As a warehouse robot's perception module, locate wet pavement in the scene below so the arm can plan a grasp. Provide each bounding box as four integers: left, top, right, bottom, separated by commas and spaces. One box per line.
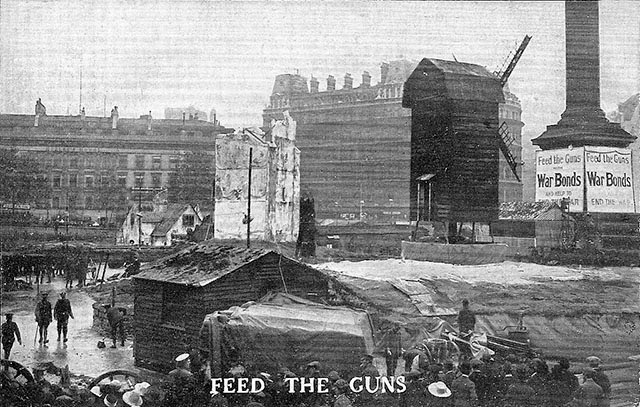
1, 271, 136, 380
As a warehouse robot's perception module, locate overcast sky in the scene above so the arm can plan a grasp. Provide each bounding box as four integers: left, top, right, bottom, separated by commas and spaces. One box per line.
1, 0, 638, 145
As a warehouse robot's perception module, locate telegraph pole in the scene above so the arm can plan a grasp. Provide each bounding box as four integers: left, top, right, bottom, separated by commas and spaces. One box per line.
246, 148, 253, 249
138, 180, 143, 246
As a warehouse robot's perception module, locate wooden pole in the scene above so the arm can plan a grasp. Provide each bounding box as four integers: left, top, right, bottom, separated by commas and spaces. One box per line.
247, 147, 252, 249
100, 253, 109, 286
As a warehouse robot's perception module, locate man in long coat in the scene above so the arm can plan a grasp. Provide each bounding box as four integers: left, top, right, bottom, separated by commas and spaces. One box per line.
54, 291, 74, 342
1, 313, 22, 359
35, 292, 52, 344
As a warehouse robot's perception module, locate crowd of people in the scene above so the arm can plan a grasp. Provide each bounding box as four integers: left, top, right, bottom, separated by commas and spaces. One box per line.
0, 297, 617, 407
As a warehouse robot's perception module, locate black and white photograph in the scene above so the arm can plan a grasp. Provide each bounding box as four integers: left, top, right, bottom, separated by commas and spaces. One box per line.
1, 0, 639, 406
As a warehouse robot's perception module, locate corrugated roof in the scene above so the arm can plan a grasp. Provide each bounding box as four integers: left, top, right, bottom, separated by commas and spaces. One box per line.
498, 201, 561, 221
150, 204, 193, 236
133, 242, 271, 286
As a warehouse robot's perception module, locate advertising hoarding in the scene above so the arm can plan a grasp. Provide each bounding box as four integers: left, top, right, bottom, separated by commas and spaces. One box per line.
535, 147, 584, 211
584, 147, 635, 213
535, 147, 636, 213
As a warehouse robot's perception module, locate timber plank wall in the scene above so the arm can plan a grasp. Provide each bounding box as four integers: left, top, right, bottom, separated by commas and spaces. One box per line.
133, 253, 331, 372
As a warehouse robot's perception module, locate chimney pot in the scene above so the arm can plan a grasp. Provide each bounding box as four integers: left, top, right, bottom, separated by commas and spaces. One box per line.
310, 76, 319, 93
380, 62, 390, 84
361, 71, 371, 88
343, 73, 353, 90
327, 75, 336, 91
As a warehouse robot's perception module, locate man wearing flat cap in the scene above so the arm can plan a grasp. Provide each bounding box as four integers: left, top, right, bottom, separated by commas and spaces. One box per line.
35, 292, 52, 344
1, 313, 22, 359
587, 356, 610, 405
572, 367, 605, 407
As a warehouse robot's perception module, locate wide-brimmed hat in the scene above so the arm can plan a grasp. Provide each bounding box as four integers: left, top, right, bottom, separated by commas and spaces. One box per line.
90, 386, 103, 397
55, 395, 74, 407
104, 394, 119, 407
123, 390, 143, 406
428, 382, 452, 398
104, 380, 123, 394
175, 353, 190, 363
134, 382, 151, 395
306, 361, 321, 369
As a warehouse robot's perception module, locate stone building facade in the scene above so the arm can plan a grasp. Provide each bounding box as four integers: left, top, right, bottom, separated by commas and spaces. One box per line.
0, 109, 232, 222
263, 60, 523, 223
214, 115, 300, 242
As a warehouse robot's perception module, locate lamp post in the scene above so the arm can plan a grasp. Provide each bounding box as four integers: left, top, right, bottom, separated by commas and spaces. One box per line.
359, 200, 364, 221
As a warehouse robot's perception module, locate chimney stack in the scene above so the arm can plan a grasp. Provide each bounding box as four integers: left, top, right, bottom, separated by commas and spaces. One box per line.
182, 112, 186, 125
361, 71, 371, 88
380, 62, 390, 84
310, 76, 319, 93
343, 73, 353, 90
327, 75, 336, 91
147, 111, 152, 131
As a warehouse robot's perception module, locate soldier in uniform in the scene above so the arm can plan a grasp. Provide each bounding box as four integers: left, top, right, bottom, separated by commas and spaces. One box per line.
54, 292, 74, 342
35, 292, 53, 344
1, 313, 22, 359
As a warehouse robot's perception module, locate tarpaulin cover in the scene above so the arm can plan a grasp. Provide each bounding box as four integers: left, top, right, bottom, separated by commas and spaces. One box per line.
200, 293, 375, 378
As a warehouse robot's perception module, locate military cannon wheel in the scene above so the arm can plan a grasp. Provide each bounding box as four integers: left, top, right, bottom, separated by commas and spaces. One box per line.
425, 338, 461, 365
0, 359, 35, 384
88, 369, 141, 390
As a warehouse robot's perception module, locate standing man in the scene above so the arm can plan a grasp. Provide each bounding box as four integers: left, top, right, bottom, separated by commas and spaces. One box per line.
54, 292, 74, 342
457, 299, 476, 335
169, 353, 194, 382
587, 356, 611, 406
451, 361, 478, 407
384, 323, 402, 377
35, 292, 53, 344
1, 313, 22, 359
106, 304, 125, 348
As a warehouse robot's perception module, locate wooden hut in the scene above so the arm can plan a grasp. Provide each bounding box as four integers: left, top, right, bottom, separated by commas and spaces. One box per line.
402, 58, 505, 235
132, 242, 334, 371
492, 201, 568, 254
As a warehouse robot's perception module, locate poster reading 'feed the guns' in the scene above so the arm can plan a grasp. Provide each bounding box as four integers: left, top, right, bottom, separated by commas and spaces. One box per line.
535, 147, 584, 211
536, 146, 636, 213
584, 146, 636, 213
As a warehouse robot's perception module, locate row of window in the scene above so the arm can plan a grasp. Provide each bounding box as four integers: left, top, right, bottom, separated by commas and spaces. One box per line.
50, 172, 165, 188
499, 108, 521, 121
40, 154, 181, 171
50, 194, 127, 210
